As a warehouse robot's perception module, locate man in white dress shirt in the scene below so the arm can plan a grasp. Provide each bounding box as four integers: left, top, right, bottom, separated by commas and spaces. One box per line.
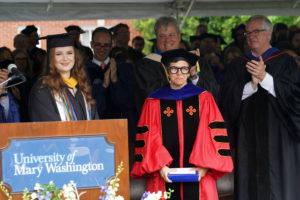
220, 15, 300, 200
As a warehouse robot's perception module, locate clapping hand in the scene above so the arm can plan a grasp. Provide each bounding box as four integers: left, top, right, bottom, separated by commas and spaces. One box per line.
109, 58, 118, 83
246, 56, 266, 88
102, 67, 111, 88
102, 58, 118, 88
189, 49, 200, 77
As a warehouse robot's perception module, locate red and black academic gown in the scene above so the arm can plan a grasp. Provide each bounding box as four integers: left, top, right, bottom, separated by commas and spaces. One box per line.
131, 83, 233, 200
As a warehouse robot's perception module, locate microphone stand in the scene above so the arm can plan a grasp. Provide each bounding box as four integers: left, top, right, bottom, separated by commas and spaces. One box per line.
0, 75, 27, 89
0, 76, 14, 87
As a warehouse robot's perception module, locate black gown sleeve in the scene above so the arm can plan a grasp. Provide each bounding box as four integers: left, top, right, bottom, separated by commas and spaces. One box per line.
133, 58, 169, 115
195, 58, 219, 101
110, 62, 134, 112
92, 104, 99, 120
28, 79, 61, 122
219, 57, 249, 148
272, 55, 300, 141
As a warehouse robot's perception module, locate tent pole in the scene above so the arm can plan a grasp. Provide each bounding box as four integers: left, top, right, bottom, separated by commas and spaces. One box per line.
293, 0, 300, 8
179, 0, 195, 30
46, 0, 53, 12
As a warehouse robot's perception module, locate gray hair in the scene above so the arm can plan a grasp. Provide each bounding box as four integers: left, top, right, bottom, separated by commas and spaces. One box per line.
247, 15, 273, 32
154, 16, 180, 36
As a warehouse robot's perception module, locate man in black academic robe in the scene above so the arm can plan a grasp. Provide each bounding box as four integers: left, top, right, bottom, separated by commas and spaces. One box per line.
86, 27, 136, 143
220, 15, 300, 200
133, 16, 218, 115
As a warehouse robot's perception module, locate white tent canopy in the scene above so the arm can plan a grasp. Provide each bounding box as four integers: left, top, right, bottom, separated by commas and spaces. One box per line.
0, 0, 299, 21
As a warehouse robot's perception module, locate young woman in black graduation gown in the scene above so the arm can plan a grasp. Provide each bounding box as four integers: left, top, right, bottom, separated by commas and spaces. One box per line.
29, 34, 98, 121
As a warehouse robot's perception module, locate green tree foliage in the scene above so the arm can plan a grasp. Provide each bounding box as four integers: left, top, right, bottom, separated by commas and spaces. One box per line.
133, 19, 156, 55
134, 16, 300, 55
268, 16, 300, 26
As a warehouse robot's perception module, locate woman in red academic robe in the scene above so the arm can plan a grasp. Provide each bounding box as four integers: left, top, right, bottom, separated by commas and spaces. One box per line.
131, 49, 233, 200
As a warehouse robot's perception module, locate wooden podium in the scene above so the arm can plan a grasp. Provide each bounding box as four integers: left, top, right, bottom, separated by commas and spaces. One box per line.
0, 119, 129, 200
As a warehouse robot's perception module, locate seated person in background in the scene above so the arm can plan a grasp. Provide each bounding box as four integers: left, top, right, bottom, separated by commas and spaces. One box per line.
21, 25, 45, 76
12, 49, 36, 122
0, 68, 20, 123
191, 33, 225, 88
65, 25, 93, 62
21, 25, 42, 60
225, 24, 246, 53
0, 47, 13, 62
195, 24, 208, 36
290, 29, 300, 55
150, 38, 158, 53
131, 49, 233, 200
271, 22, 289, 48
223, 46, 243, 68
29, 33, 98, 121
199, 34, 224, 74
132, 36, 145, 56
30, 47, 47, 77
13, 33, 30, 50
111, 23, 144, 62
288, 25, 299, 37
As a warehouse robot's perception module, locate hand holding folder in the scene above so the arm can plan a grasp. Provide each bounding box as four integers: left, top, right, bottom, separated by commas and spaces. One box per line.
167, 168, 199, 182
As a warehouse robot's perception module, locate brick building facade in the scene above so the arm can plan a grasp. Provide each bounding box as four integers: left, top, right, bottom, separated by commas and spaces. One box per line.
0, 19, 141, 51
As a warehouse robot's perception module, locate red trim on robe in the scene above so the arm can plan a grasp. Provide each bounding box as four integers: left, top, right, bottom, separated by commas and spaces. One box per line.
240, 52, 287, 63
176, 100, 184, 200
131, 92, 233, 200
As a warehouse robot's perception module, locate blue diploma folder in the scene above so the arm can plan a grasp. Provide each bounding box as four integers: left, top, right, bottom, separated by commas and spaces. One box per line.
167, 168, 199, 182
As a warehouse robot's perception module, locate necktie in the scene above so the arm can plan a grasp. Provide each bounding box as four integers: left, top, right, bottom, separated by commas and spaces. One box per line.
101, 62, 106, 69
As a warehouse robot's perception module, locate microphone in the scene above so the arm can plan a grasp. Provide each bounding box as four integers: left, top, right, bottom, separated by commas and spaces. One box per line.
0, 63, 26, 88
7, 64, 24, 78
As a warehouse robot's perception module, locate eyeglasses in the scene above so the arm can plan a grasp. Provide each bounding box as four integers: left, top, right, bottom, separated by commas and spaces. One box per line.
168, 66, 190, 74
158, 33, 178, 39
92, 41, 112, 48
244, 29, 266, 37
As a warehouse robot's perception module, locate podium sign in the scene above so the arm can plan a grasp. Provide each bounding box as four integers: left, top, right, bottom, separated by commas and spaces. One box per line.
0, 120, 129, 200
2, 136, 114, 192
